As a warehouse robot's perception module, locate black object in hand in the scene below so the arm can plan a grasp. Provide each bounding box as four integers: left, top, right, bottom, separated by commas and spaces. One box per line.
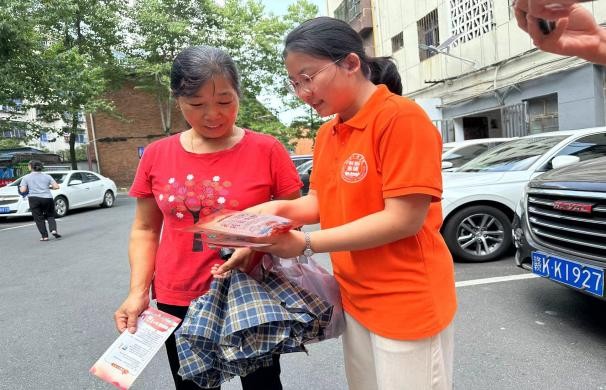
538, 19, 556, 34
219, 247, 235, 260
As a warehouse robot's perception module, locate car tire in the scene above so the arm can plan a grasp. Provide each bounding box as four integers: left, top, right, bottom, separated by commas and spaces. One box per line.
101, 190, 115, 208
443, 205, 512, 262
54, 196, 68, 218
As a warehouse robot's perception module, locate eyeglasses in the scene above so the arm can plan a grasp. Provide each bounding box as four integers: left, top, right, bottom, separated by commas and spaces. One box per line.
285, 58, 342, 95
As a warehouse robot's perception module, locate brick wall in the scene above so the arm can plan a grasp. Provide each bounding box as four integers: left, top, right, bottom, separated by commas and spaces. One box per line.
87, 81, 189, 188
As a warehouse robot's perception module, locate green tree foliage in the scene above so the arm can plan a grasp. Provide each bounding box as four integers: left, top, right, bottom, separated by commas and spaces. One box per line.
0, 137, 23, 150
0, 0, 125, 169
1, 0, 319, 159
124, 0, 318, 139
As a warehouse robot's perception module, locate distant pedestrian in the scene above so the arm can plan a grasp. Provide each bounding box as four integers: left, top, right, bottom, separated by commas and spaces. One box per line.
19, 160, 61, 241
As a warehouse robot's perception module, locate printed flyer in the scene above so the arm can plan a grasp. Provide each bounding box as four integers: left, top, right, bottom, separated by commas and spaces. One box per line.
182, 209, 298, 247
90, 307, 181, 390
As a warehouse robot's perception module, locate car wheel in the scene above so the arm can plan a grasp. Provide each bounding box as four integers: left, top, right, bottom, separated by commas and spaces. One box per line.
443, 205, 512, 262
101, 190, 115, 208
54, 196, 68, 218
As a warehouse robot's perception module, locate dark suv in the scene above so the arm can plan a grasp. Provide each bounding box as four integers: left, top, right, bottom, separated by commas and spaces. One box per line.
513, 156, 606, 300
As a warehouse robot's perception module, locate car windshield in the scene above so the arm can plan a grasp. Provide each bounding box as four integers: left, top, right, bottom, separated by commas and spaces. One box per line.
442, 146, 455, 154
296, 160, 313, 174
49, 173, 67, 183
457, 135, 568, 172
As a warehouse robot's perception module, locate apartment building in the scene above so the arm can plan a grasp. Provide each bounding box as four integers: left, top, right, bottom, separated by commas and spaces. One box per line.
0, 100, 88, 154
327, 0, 606, 142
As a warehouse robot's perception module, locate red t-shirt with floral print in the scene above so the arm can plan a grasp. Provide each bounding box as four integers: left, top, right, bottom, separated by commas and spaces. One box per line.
129, 129, 302, 306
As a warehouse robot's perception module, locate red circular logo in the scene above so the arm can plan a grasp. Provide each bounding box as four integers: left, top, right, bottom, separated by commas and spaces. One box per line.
341, 153, 368, 183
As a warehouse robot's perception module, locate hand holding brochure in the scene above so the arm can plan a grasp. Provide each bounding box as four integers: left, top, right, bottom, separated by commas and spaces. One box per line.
182, 209, 297, 248
90, 307, 181, 390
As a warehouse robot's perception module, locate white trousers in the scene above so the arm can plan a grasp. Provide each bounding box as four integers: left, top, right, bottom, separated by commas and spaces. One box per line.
342, 313, 454, 390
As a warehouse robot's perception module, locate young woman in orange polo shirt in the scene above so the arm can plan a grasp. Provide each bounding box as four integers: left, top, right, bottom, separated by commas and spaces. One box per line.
213, 17, 457, 390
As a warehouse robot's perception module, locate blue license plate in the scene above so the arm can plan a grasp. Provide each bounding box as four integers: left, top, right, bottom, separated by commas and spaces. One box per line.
532, 252, 604, 297
0, 207, 10, 214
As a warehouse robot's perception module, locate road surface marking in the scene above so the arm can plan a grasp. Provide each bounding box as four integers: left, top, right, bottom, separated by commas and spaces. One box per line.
456, 273, 539, 287
0, 223, 36, 231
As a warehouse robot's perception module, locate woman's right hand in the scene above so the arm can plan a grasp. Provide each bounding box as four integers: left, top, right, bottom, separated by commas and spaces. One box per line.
114, 292, 150, 334
211, 247, 255, 277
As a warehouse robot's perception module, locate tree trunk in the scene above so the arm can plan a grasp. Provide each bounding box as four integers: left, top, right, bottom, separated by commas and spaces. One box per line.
69, 112, 78, 169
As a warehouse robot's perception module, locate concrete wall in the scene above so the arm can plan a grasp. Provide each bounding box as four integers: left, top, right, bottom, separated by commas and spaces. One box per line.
443, 64, 606, 131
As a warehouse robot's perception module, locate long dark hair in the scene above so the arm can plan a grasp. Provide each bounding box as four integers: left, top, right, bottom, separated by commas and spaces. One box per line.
170, 45, 241, 98
283, 17, 402, 95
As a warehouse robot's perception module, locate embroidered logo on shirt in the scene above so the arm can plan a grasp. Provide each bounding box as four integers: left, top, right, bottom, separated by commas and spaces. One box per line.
341, 153, 368, 183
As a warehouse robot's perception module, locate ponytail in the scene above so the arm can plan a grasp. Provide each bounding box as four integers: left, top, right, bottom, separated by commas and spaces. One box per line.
368, 57, 402, 96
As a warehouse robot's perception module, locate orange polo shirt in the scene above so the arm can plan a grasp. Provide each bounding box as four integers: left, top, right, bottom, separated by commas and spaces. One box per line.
311, 85, 456, 340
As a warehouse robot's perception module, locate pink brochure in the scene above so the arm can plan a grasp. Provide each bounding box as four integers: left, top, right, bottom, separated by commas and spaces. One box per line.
90, 307, 181, 389
181, 209, 297, 247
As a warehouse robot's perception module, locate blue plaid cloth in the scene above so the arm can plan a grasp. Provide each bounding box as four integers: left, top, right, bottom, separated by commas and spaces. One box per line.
176, 269, 333, 388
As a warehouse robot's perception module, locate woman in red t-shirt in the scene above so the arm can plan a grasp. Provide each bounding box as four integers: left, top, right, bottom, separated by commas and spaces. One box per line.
113, 46, 301, 390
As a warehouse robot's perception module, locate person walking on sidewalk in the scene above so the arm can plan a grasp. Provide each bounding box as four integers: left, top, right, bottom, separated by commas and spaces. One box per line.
19, 160, 61, 241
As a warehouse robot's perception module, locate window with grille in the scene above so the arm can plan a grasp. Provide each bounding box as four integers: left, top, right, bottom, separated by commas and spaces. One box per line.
0, 99, 23, 113
391, 32, 404, 53
417, 9, 440, 61
333, 0, 362, 22
2, 129, 27, 138
526, 94, 559, 134
449, 0, 495, 46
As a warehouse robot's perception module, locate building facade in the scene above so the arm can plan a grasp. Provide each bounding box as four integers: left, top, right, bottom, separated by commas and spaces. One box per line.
86, 81, 190, 187
0, 100, 89, 154
328, 0, 606, 141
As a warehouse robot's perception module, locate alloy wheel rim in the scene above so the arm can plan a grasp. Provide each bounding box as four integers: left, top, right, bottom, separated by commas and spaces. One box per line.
56, 199, 66, 215
456, 212, 505, 257
105, 192, 113, 206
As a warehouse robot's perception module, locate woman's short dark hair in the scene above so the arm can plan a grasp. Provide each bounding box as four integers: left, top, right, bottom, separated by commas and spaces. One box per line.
171, 45, 241, 98
29, 160, 44, 172
283, 17, 402, 95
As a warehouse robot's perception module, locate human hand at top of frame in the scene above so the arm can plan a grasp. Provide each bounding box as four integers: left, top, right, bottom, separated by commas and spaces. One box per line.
516, 0, 584, 20
514, 0, 606, 63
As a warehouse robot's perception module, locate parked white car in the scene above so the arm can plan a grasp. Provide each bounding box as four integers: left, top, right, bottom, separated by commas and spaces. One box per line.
0, 170, 117, 218
442, 138, 513, 170
441, 127, 606, 262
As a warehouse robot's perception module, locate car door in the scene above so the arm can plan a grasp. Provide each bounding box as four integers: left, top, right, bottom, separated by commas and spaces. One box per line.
65, 172, 89, 208
82, 172, 104, 205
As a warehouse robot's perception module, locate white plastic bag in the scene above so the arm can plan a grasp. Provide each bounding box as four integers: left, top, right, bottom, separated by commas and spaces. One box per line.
252, 254, 345, 341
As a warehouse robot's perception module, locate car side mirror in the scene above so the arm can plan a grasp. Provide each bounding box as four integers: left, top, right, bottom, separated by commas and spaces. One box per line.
69, 179, 83, 186
441, 161, 454, 169
551, 155, 580, 170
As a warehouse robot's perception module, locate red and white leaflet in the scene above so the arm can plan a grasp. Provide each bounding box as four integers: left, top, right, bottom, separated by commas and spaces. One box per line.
90, 307, 181, 390
181, 210, 298, 247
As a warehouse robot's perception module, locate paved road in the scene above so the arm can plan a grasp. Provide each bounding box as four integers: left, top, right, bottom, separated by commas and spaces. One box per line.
1, 196, 605, 389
